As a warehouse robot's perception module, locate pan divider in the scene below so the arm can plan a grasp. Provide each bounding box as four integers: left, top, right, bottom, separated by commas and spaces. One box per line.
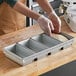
19, 38, 48, 53
11, 43, 35, 58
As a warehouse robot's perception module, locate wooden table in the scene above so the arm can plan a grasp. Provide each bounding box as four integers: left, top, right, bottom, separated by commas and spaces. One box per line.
0, 17, 76, 76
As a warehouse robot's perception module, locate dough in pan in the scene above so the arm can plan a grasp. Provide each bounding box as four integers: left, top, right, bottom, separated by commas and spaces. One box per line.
52, 34, 68, 42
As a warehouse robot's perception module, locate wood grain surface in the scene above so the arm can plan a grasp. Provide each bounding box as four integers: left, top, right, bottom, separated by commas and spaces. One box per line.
0, 17, 76, 76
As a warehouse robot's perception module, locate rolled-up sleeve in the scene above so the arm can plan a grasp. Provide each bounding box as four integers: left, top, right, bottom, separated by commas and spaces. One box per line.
5, 0, 18, 7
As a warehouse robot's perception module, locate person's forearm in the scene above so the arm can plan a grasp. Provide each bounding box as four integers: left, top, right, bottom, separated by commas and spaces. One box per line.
13, 1, 40, 20
36, 0, 53, 15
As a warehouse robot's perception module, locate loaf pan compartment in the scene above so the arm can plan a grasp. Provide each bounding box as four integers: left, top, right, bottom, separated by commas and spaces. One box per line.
32, 34, 62, 47
19, 39, 48, 53
4, 43, 35, 58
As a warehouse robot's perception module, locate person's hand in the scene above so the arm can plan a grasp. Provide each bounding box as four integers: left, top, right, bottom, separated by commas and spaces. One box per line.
37, 15, 54, 36
48, 11, 61, 33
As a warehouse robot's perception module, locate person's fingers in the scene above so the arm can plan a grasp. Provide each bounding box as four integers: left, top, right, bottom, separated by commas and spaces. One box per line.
58, 17, 61, 32
44, 30, 49, 36
48, 12, 62, 33
43, 23, 52, 36
58, 24, 61, 33
37, 15, 55, 36
44, 28, 52, 36
47, 23, 52, 36
52, 20, 61, 33
49, 22, 54, 31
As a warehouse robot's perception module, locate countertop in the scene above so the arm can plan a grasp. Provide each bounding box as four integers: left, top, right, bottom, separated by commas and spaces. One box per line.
0, 17, 76, 76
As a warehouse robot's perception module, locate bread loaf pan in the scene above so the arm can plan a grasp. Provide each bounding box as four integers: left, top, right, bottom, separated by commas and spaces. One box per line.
3, 33, 74, 65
